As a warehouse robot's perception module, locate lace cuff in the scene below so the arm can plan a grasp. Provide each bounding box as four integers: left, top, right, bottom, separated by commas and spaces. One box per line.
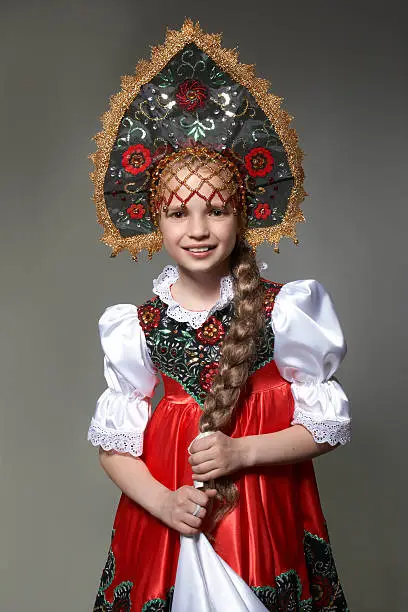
290, 378, 351, 446
87, 388, 151, 457
291, 409, 351, 446
87, 420, 144, 456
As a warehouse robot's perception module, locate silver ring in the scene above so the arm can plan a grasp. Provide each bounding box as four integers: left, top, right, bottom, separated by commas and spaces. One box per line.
192, 503, 202, 517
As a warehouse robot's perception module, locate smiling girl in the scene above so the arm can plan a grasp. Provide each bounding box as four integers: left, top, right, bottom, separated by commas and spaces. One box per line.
87, 21, 351, 612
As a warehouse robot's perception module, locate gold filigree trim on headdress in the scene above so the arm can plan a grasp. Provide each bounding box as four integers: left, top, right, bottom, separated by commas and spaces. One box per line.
90, 18, 306, 260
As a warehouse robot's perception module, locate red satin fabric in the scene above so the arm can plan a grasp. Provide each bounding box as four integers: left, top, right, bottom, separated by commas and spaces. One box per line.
102, 361, 330, 609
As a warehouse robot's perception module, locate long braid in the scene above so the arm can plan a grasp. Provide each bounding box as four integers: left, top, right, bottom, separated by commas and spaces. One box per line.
153, 149, 266, 524
199, 237, 266, 523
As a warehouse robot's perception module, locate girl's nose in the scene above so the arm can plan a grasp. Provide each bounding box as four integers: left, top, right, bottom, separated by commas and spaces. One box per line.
187, 212, 210, 238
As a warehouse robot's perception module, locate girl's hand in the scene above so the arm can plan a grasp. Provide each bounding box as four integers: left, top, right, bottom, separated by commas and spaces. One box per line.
159, 485, 217, 536
188, 432, 246, 482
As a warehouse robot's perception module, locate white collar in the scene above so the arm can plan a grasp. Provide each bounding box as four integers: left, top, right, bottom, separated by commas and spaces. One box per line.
152, 261, 267, 329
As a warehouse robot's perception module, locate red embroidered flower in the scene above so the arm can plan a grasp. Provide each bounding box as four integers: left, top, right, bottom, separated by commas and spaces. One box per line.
199, 361, 219, 392
176, 79, 208, 111
126, 203, 145, 219
122, 144, 152, 175
311, 575, 336, 608
196, 317, 225, 345
138, 304, 161, 331
254, 203, 272, 219
263, 286, 281, 315
245, 147, 274, 177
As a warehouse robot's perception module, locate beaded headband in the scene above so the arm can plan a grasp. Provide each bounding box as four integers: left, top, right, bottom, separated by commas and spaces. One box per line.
90, 19, 306, 260
149, 147, 247, 227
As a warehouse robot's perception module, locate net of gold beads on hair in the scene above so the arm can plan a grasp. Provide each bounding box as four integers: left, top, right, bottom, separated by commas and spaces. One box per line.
149, 147, 247, 226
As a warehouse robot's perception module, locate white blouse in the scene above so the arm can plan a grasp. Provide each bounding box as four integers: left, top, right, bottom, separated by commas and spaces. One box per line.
87, 264, 351, 456
87, 304, 159, 456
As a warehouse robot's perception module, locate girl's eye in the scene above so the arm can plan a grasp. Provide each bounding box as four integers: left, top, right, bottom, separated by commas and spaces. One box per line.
168, 209, 226, 218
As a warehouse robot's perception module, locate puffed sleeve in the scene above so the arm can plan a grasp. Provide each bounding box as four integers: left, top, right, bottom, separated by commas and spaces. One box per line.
87, 304, 160, 457
271, 280, 351, 446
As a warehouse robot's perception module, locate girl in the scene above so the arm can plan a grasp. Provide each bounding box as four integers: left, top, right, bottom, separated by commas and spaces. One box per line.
88, 20, 351, 611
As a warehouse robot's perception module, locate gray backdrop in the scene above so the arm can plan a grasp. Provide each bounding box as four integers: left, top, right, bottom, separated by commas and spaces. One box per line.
1, 0, 407, 610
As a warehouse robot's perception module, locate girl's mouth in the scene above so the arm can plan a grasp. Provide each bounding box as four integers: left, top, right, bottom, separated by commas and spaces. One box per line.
183, 245, 216, 257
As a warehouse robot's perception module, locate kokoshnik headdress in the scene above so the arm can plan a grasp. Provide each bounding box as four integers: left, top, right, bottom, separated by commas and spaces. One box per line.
90, 19, 306, 260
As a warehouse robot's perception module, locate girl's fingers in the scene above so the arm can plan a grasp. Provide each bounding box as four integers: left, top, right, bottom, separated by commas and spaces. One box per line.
179, 522, 200, 536
189, 434, 216, 454
189, 449, 215, 466
182, 512, 202, 529
205, 488, 217, 498
192, 469, 221, 482
187, 488, 212, 507
191, 459, 217, 475
188, 501, 206, 519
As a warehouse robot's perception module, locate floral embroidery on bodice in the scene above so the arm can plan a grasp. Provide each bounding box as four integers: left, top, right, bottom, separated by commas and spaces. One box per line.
137, 272, 282, 407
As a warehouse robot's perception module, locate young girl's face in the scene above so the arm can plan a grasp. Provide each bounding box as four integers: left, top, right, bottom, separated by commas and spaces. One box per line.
158, 165, 242, 273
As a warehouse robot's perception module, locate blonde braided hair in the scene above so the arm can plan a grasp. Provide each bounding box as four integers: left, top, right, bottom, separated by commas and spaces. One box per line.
199, 237, 266, 525
154, 150, 266, 525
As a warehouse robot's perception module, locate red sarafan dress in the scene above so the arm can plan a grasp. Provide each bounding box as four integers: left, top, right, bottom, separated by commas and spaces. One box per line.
87, 264, 351, 612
